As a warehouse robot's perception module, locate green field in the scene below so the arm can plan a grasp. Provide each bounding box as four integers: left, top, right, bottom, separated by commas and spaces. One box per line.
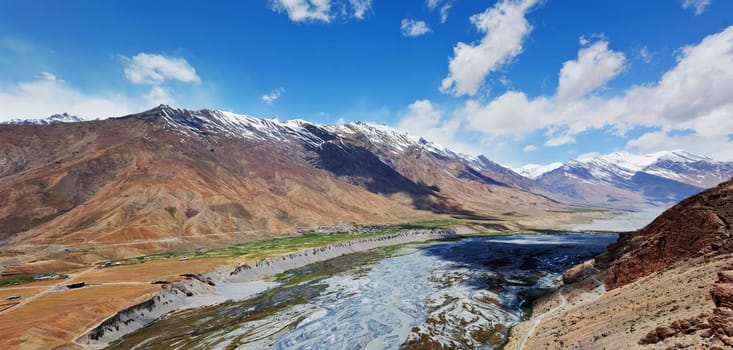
107, 219, 471, 266
0, 274, 35, 287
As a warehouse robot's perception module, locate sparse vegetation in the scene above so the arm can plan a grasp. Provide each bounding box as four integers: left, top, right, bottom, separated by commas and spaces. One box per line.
106, 219, 498, 266
0, 275, 35, 287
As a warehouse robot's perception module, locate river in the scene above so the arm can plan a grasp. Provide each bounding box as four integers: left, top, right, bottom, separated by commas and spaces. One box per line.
108, 233, 617, 350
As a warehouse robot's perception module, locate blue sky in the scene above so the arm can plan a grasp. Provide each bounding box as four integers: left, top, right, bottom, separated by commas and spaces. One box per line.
1, 0, 732, 166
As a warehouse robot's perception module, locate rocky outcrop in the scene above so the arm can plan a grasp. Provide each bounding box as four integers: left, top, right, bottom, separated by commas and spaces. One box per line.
637, 265, 733, 348
638, 316, 710, 345
79, 276, 215, 346
709, 268, 733, 347
601, 179, 733, 290
562, 259, 596, 284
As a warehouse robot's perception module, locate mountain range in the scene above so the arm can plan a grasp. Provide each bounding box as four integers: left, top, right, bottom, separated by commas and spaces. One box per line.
0, 105, 560, 270
519, 150, 733, 209
1, 105, 732, 269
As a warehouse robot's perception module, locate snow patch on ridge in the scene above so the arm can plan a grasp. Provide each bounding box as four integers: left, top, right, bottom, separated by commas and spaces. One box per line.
515, 163, 563, 179
3, 113, 85, 125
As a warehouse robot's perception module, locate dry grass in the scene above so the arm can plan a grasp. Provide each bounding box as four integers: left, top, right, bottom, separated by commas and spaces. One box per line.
0, 284, 160, 350
80, 257, 232, 284
0, 286, 48, 302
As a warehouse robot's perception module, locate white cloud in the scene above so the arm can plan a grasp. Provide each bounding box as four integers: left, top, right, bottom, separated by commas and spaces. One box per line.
270, 0, 371, 22
638, 46, 652, 63
349, 0, 371, 19
458, 25, 733, 159
556, 39, 626, 100
463, 91, 556, 140
122, 53, 200, 85
522, 144, 538, 152
120, 53, 200, 109
396, 100, 474, 154
626, 130, 733, 161
262, 88, 286, 104
439, 4, 452, 23
544, 134, 575, 146
271, 0, 332, 22
426, 0, 442, 10
401, 19, 432, 37
426, 0, 452, 23
0, 74, 137, 121
440, 0, 539, 96
682, 0, 711, 15
145, 85, 175, 106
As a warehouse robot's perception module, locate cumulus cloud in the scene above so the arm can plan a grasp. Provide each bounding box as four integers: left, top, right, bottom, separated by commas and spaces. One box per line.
463, 91, 548, 138
440, 0, 538, 96
522, 144, 538, 152
349, 0, 371, 19
262, 88, 286, 104
0, 73, 137, 121
271, 0, 371, 22
682, 0, 711, 15
401, 19, 431, 37
396, 100, 474, 154
145, 85, 175, 106
271, 0, 331, 22
0, 51, 208, 121
459, 25, 733, 159
556, 39, 626, 100
122, 53, 200, 85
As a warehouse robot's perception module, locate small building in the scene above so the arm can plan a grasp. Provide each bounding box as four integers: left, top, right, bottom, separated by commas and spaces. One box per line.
33, 273, 58, 280
66, 282, 85, 289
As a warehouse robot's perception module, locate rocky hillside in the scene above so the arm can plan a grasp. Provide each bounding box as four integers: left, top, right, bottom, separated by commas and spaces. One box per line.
602, 178, 733, 289
504, 178, 733, 350
0, 105, 565, 270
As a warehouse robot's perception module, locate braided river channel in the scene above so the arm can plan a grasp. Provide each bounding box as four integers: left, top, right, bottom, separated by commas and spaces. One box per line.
108, 233, 617, 350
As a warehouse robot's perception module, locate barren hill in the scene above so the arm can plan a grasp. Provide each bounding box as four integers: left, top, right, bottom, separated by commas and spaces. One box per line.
0, 105, 568, 271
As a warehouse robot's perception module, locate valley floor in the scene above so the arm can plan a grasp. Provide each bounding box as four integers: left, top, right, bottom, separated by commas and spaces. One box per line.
0, 222, 488, 349
0, 212, 606, 350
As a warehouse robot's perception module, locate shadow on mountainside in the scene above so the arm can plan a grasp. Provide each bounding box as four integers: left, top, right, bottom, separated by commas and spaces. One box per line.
306, 141, 481, 217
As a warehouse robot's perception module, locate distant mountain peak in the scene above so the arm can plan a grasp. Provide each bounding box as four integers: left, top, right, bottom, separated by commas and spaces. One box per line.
3, 112, 84, 125
514, 162, 563, 179
530, 149, 733, 207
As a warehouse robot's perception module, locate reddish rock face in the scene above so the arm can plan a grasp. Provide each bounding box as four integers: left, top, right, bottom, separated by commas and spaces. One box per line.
602, 179, 733, 290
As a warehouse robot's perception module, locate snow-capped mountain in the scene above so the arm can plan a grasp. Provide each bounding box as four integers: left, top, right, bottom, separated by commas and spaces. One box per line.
515, 162, 563, 179
1, 104, 563, 252
144, 105, 538, 187
531, 150, 733, 208
3, 113, 84, 125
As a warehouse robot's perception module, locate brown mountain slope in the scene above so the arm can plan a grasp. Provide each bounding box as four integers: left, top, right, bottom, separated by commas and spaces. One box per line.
602, 178, 733, 289
504, 178, 733, 350
0, 106, 570, 270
